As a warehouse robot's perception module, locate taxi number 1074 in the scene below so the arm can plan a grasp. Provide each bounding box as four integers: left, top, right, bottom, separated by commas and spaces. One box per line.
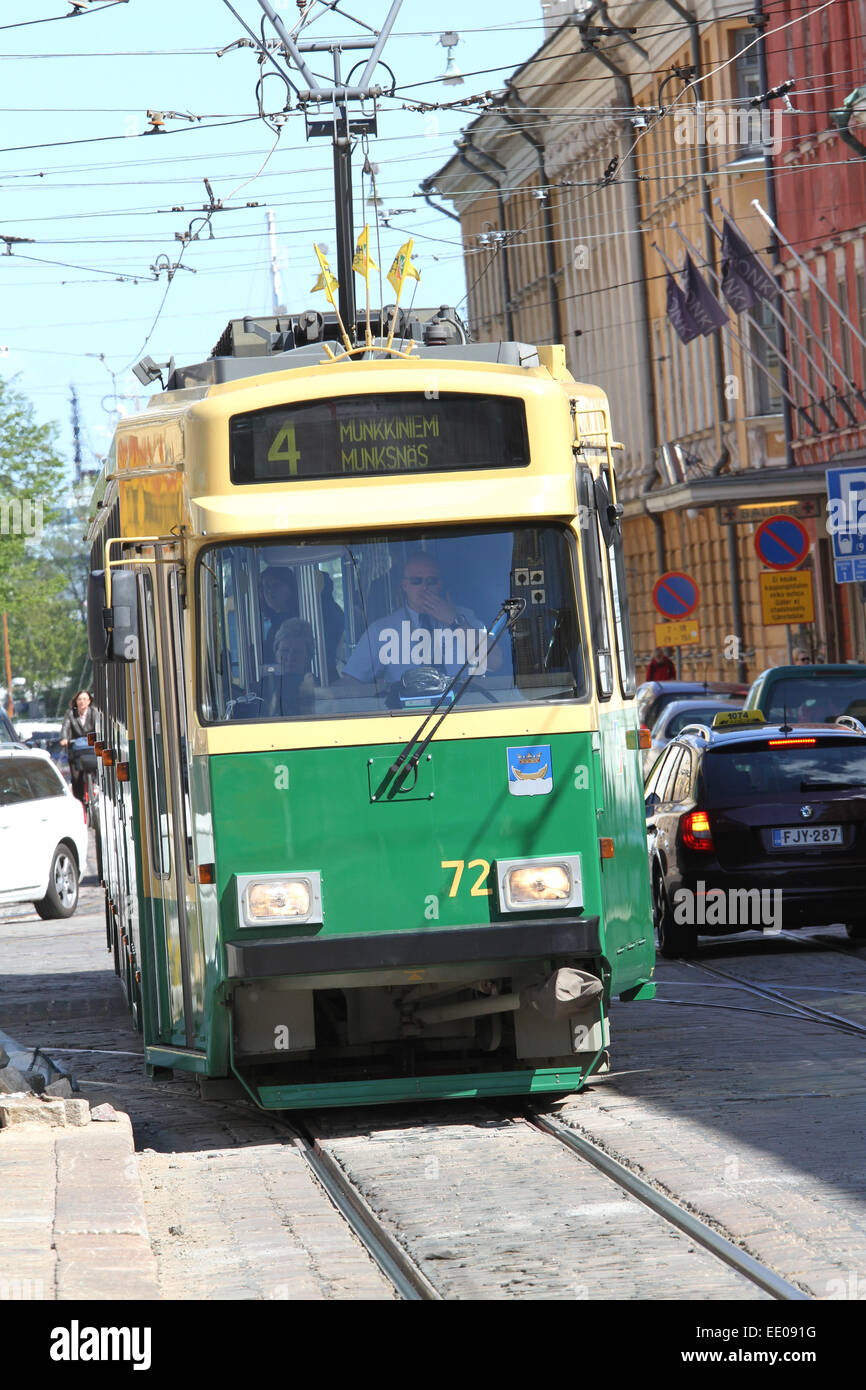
442, 859, 492, 897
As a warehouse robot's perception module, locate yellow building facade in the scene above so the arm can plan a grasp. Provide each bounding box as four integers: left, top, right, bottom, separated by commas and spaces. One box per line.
429, 1, 861, 680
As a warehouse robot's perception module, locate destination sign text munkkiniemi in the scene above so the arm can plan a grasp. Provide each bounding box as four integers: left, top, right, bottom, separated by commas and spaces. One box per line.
229, 393, 530, 484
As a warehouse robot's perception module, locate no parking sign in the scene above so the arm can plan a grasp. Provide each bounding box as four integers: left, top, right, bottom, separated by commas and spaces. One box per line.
652, 571, 700, 619
754, 515, 810, 571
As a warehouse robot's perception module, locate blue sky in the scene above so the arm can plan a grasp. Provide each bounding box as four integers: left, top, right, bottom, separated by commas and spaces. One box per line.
0, 0, 547, 474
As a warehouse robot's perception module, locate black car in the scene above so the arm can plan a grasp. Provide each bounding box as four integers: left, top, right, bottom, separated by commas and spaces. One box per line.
645, 711, 866, 956
636, 680, 750, 735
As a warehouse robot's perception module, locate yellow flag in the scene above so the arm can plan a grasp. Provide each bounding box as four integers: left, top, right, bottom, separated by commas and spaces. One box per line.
311, 244, 339, 306
352, 224, 377, 280
387, 239, 420, 296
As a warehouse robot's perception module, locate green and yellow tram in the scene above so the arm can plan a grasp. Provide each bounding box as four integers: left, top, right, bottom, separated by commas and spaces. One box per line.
87, 313, 654, 1109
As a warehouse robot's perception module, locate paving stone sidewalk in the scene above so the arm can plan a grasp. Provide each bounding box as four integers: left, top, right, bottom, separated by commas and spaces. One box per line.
0, 1110, 159, 1300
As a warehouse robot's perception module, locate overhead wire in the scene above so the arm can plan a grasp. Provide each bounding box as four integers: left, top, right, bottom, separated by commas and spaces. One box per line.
0, 2, 127, 33
2, 1, 857, 395
452, 0, 843, 313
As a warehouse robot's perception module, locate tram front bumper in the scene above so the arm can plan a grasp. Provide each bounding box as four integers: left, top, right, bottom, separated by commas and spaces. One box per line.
224, 915, 601, 980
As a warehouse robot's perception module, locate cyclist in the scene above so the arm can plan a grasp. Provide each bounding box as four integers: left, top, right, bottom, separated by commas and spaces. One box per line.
60, 689, 96, 804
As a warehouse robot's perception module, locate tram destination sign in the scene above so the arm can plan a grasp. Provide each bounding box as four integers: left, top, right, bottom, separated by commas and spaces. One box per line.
230, 392, 530, 484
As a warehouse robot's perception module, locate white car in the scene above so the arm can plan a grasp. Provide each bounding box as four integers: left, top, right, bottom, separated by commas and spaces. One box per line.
0, 747, 89, 918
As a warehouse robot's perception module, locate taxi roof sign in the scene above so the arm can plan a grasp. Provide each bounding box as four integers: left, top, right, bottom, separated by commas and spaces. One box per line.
712, 710, 765, 729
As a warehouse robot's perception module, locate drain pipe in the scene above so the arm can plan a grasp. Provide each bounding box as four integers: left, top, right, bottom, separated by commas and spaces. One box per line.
658, 0, 731, 473
502, 80, 562, 345
642, 456, 666, 581
454, 139, 515, 340
658, 0, 746, 678
574, 15, 659, 485
418, 174, 462, 223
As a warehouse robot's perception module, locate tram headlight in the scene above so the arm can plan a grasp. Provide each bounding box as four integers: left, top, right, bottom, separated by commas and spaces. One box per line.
236, 871, 323, 928
495, 855, 583, 913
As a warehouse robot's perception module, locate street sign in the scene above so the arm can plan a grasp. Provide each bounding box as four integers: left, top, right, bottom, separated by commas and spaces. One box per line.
754, 515, 810, 570
826, 464, 866, 583
652, 571, 700, 619
719, 499, 819, 524
759, 570, 815, 625
655, 620, 700, 646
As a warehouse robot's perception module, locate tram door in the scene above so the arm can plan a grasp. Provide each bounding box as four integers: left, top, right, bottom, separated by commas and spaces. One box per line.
164, 566, 206, 1044
136, 564, 204, 1051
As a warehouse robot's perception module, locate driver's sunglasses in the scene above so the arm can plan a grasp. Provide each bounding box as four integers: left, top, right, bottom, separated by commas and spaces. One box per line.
406, 576, 441, 587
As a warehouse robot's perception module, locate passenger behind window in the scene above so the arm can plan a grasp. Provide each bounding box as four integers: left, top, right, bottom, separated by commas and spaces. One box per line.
261, 567, 299, 662
263, 618, 315, 717
317, 570, 347, 680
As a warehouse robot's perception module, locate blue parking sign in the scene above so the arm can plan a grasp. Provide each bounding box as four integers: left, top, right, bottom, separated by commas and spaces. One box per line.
826, 465, 866, 583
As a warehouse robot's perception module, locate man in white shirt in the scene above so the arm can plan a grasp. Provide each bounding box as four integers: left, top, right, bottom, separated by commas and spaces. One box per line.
342, 552, 499, 686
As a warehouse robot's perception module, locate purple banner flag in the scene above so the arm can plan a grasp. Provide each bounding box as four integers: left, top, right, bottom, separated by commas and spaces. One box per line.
666, 271, 701, 344
721, 217, 778, 307
684, 255, 729, 336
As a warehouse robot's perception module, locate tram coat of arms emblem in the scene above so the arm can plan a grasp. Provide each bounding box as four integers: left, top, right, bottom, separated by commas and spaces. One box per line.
506, 745, 553, 797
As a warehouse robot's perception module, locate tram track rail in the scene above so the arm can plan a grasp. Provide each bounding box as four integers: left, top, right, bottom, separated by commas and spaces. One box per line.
680, 957, 866, 1039
273, 1115, 441, 1301
525, 1108, 810, 1301
274, 1101, 813, 1301
780, 929, 866, 962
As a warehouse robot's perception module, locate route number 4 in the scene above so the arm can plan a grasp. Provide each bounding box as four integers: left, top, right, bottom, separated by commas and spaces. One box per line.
267, 424, 301, 475
442, 858, 492, 897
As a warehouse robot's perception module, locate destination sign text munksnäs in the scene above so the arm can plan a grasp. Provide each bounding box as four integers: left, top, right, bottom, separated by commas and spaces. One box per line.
229, 393, 530, 484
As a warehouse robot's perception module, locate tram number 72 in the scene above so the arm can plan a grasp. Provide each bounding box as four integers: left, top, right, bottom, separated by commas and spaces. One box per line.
442, 859, 492, 898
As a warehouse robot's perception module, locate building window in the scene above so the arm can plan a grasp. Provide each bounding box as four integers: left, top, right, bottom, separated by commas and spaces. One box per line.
750, 300, 783, 414
733, 29, 764, 155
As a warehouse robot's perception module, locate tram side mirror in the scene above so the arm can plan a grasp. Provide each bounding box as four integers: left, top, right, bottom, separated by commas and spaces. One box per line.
594, 476, 623, 545
87, 569, 139, 664
87, 571, 110, 662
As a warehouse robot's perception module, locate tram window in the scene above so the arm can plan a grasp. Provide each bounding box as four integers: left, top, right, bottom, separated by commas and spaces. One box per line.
577, 468, 614, 699
140, 573, 172, 877
597, 469, 636, 699
197, 526, 587, 723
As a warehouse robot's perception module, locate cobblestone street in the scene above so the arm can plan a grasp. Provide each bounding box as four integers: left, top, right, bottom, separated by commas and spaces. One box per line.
2, 872, 864, 1302
0, 877, 391, 1302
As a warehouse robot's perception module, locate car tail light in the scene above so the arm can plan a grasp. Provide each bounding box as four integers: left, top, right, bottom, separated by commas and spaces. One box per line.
682, 809, 714, 852
768, 737, 816, 747
80, 800, 87, 825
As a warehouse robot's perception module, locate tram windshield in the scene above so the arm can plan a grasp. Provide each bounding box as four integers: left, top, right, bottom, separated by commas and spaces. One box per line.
199, 525, 586, 722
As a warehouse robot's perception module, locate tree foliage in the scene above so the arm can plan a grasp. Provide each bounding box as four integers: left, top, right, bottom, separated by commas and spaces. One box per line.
0, 377, 89, 708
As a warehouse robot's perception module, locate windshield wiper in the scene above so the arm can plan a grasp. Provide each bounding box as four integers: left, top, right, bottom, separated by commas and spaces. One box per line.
374, 598, 525, 801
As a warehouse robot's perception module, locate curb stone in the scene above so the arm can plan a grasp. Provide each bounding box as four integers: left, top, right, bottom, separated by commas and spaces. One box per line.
0, 1109, 160, 1299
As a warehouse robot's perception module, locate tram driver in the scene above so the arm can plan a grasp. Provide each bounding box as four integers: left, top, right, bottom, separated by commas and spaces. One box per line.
341, 551, 501, 689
